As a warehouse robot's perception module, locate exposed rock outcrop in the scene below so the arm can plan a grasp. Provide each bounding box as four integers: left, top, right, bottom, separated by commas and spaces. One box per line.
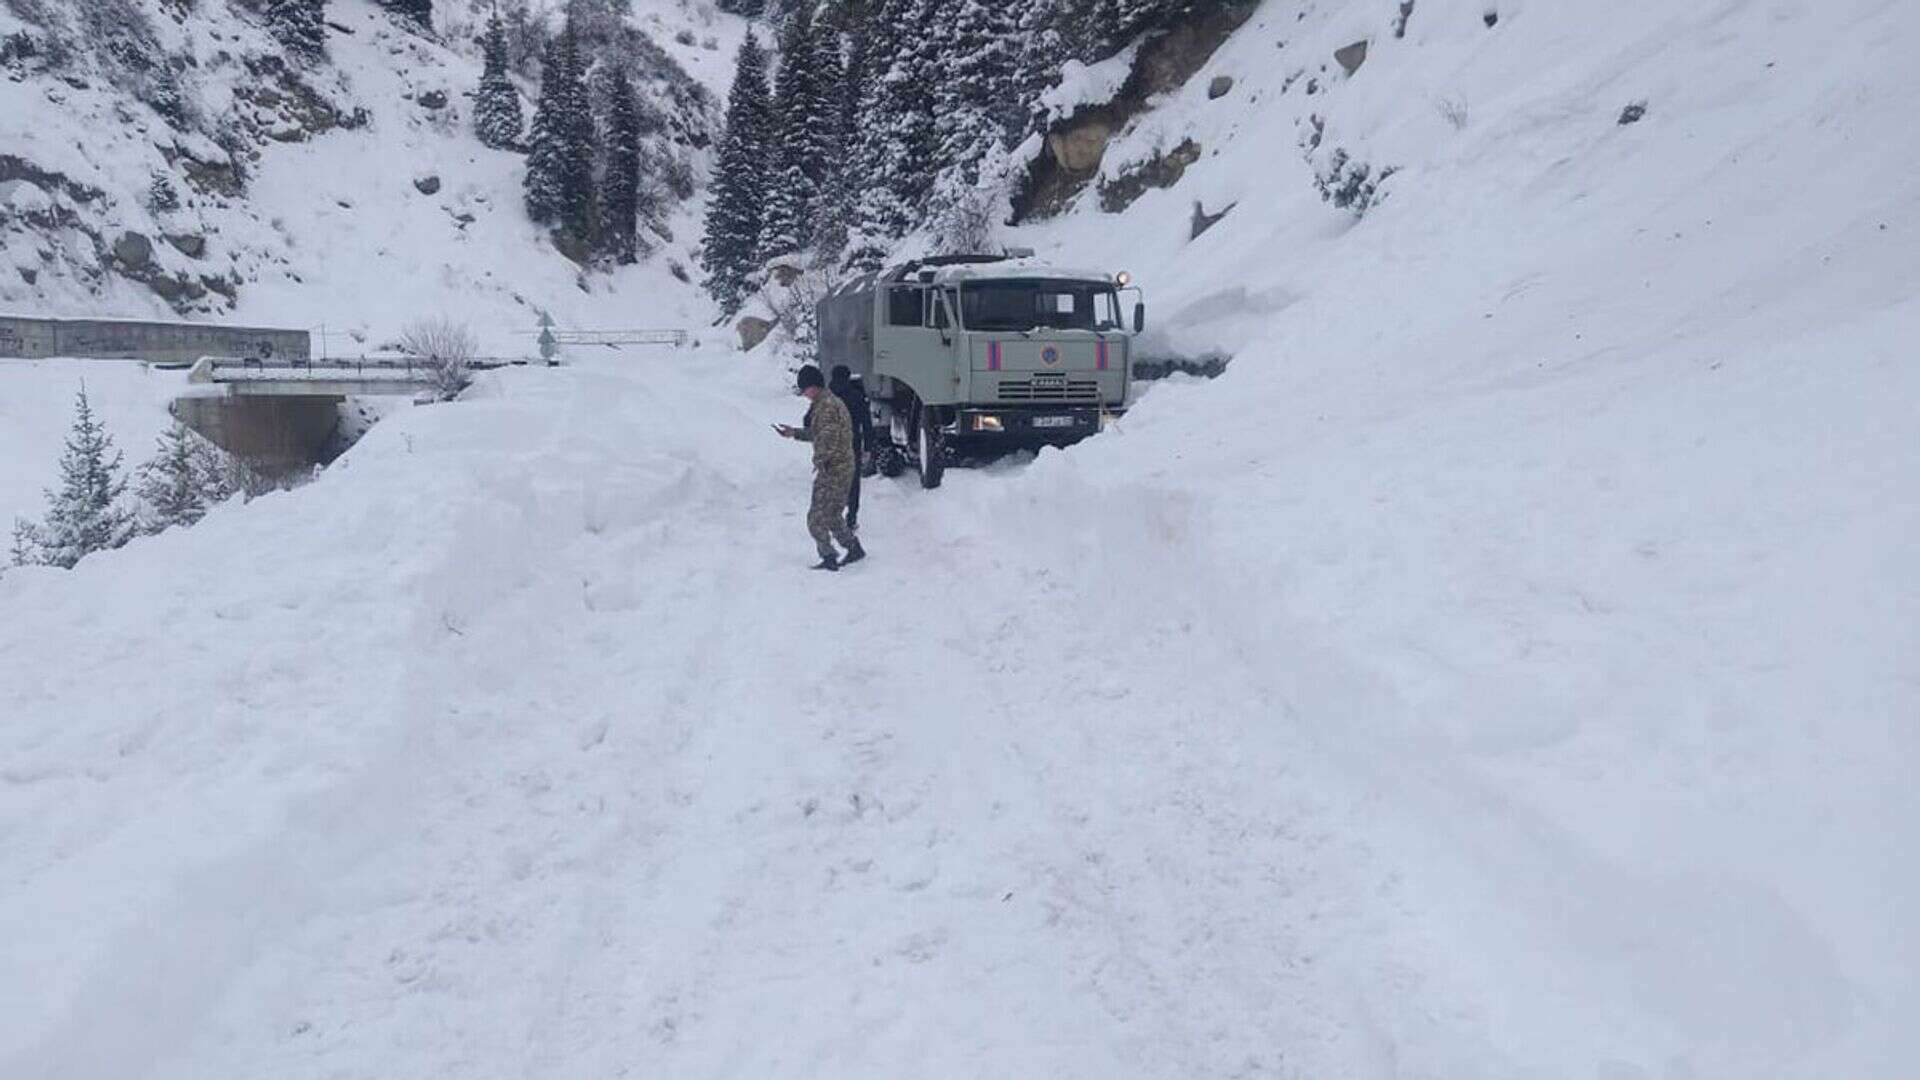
1100, 140, 1204, 213
1016, 0, 1260, 221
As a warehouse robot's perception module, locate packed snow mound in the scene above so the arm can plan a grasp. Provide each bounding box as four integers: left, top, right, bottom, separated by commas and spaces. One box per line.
3, 2, 1918, 1079
0, 0, 739, 347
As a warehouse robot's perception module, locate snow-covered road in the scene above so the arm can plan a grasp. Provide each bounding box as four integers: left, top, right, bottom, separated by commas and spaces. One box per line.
0, 356, 1430, 1078
6, 321, 1913, 1078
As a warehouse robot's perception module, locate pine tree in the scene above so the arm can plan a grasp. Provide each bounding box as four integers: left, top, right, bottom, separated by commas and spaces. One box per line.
378, 0, 432, 30
30, 386, 134, 570
473, 9, 525, 150
700, 31, 774, 310
266, 0, 327, 60
136, 422, 210, 535
524, 37, 569, 224
759, 3, 835, 258
555, 19, 598, 247
848, 0, 942, 265
524, 17, 595, 247
9, 518, 42, 568
927, 0, 1022, 238
806, 21, 852, 257
194, 439, 248, 505
599, 67, 641, 263
147, 171, 180, 213
1015, 0, 1070, 118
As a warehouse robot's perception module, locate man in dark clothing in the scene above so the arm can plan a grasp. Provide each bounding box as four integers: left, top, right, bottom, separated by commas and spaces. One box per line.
775, 365, 866, 571
829, 365, 873, 530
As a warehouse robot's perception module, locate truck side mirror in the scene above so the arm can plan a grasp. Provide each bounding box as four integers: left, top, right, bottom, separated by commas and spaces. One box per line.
1133, 302, 1146, 334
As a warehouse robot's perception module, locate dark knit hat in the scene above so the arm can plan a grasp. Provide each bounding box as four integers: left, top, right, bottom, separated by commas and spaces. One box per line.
796, 364, 824, 390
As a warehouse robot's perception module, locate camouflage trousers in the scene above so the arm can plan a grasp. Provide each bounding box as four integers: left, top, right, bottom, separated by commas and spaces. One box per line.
807, 463, 857, 557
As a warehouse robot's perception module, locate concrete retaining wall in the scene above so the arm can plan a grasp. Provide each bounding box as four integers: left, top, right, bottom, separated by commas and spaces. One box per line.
0, 315, 310, 364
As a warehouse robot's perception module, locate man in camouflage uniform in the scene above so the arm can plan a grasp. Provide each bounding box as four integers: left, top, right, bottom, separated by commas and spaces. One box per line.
776, 365, 867, 571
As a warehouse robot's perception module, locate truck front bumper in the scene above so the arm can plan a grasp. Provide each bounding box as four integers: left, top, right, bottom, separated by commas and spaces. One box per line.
948, 406, 1123, 450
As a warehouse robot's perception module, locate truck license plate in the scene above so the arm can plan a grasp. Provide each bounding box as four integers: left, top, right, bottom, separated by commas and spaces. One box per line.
1032, 415, 1075, 429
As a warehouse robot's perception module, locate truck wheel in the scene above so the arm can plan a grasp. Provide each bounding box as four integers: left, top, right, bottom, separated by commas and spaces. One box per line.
877, 446, 906, 478
917, 410, 945, 489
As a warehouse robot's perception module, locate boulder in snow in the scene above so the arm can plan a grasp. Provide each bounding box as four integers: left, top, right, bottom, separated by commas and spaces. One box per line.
1208, 75, 1235, 100
113, 231, 153, 270
414, 174, 442, 196
1336, 40, 1369, 76
165, 232, 207, 259
736, 317, 774, 352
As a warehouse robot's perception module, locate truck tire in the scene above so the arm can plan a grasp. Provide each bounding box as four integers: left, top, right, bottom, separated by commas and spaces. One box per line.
917, 409, 945, 489
877, 445, 906, 478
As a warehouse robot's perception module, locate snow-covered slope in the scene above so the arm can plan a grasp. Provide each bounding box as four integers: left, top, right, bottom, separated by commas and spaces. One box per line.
4, 1, 1917, 1078
0, 0, 740, 348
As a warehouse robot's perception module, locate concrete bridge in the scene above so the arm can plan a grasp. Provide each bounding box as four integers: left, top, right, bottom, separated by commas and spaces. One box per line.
174, 356, 441, 478
186, 355, 442, 396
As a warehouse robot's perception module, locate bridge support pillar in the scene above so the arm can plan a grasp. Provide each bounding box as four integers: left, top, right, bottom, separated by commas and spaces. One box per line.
173, 393, 344, 479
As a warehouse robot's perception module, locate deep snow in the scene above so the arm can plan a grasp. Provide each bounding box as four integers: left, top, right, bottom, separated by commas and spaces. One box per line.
4, 0, 1918, 1078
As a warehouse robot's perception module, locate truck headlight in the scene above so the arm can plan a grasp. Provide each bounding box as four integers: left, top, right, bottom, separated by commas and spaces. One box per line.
971, 415, 1004, 432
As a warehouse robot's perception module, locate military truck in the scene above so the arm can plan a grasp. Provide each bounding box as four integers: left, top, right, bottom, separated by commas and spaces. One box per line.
816, 253, 1145, 488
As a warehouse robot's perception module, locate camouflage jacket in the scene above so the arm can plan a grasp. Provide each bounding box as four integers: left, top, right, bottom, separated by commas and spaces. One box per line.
795, 392, 854, 472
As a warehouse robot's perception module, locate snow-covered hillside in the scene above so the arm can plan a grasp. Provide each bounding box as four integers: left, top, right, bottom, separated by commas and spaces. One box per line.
4, 1, 1917, 1078
0, 0, 739, 346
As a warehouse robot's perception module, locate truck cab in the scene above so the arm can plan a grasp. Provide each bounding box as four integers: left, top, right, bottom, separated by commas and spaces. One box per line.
818, 254, 1144, 488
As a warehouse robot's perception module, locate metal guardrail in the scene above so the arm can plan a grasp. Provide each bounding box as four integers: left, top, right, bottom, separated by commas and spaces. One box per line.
522, 329, 689, 347
190, 355, 537, 382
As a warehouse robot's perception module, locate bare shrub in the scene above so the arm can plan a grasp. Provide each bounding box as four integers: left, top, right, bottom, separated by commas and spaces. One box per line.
398, 316, 477, 401
931, 186, 999, 256
1434, 94, 1470, 130
768, 265, 836, 353
1311, 148, 1399, 217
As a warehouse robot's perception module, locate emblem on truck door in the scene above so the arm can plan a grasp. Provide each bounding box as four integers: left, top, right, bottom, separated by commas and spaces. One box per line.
1042, 346, 1061, 365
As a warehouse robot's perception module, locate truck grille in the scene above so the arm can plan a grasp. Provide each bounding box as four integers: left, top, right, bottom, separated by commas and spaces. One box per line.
997, 377, 1101, 402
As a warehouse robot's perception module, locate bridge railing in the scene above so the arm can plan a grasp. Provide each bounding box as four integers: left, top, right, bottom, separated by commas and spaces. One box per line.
519, 329, 690, 348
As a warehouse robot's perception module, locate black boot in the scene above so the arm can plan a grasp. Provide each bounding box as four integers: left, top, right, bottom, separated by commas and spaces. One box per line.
811, 552, 841, 571
841, 538, 866, 565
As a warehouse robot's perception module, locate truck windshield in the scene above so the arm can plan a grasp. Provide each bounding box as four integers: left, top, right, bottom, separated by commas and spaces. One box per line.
959, 281, 1123, 333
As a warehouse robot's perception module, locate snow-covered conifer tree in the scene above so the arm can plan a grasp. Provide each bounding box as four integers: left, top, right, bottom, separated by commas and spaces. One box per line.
599, 67, 642, 263
1015, 0, 1070, 114
926, 0, 1022, 241
28, 386, 134, 569
147, 171, 181, 214
136, 422, 210, 535
378, 0, 433, 30
847, 0, 940, 266
265, 0, 327, 60
524, 18, 594, 245
759, 3, 836, 258
700, 31, 774, 309
556, 22, 598, 247
524, 37, 570, 224
9, 519, 42, 569
805, 20, 851, 257
473, 9, 525, 150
